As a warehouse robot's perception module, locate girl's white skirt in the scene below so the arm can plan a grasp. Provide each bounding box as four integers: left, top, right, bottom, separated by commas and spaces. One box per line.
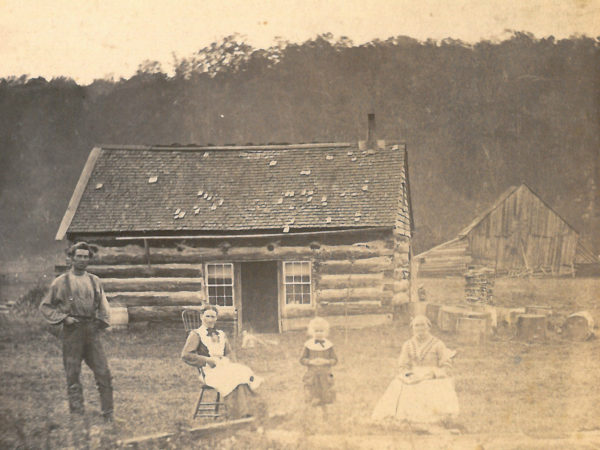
203, 357, 262, 396
372, 374, 459, 424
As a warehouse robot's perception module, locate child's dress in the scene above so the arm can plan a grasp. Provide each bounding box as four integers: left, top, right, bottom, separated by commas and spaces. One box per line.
300, 338, 338, 405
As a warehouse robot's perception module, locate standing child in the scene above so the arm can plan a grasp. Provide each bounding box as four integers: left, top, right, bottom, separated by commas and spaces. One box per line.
300, 317, 338, 420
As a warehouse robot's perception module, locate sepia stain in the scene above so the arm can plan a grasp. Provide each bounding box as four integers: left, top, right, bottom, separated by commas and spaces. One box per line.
573, 0, 589, 9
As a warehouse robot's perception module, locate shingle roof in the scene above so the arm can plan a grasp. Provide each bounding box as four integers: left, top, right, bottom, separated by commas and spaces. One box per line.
61, 142, 410, 236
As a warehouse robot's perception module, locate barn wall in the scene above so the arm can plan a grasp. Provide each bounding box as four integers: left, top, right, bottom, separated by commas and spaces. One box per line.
415, 238, 471, 278
73, 228, 410, 328
468, 186, 579, 275
574, 240, 600, 276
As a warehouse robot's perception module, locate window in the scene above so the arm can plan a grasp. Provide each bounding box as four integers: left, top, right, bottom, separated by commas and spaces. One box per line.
284, 261, 311, 305
205, 263, 234, 307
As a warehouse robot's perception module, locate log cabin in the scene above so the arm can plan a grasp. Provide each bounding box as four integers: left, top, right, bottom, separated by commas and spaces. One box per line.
55, 116, 414, 332
415, 184, 597, 278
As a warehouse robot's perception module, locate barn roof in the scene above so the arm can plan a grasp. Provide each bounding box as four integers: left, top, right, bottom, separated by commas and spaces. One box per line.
415, 236, 463, 259
575, 240, 599, 264
417, 183, 597, 263
458, 185, 521, 237
57, 142, 411, 238
458, 184, 578, 237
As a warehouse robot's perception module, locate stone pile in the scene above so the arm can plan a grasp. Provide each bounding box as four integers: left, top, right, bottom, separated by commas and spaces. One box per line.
464, 266, 495, 304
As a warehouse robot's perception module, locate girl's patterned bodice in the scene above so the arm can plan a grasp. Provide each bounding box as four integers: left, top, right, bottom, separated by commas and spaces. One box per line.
399, 335, 455, 370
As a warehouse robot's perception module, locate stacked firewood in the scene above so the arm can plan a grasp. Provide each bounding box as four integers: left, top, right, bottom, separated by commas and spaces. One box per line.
464, 267, 495, 304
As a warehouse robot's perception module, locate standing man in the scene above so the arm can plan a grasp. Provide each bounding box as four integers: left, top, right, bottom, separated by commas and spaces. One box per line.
40, 242, 114, 423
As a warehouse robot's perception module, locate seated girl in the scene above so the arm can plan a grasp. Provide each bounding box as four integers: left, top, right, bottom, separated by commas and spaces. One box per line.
181, 305, 262, 418
371, 315, 459, 430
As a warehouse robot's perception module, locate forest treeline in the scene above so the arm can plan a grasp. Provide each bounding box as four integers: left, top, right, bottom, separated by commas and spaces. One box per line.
1, 32, 598, 266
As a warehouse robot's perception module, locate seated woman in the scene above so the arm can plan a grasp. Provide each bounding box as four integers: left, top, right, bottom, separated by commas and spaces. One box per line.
181, 305, 262, 419
371, 315, 459, 429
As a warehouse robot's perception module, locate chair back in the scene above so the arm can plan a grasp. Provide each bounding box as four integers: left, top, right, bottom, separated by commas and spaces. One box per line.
182, 307, 240, 338
181, 310, 207, 382
182, 309, 203, 332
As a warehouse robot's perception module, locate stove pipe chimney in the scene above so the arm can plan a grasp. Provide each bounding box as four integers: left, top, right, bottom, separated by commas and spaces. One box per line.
367, 113, 376, 148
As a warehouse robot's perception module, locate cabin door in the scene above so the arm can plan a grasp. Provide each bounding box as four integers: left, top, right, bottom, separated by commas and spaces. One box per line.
240, 261, 279, 333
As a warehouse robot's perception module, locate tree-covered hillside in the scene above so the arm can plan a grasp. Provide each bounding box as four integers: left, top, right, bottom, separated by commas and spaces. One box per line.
1, 33, 598, 268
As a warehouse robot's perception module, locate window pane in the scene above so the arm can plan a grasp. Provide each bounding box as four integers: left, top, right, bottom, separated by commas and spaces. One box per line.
206, 263, 234, 306
284, 261, 311, 305
284, 262, 300, 276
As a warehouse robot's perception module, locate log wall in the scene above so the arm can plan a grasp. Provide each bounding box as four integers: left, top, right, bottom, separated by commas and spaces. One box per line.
74, 229, 410, 327
415, 238, 471, 278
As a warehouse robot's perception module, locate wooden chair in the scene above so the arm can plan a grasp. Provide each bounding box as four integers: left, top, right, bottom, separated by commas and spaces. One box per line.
182, 307, 239, 337
192, 367, 226, 420
182, 308, 203, 333
182, 308, 238, 420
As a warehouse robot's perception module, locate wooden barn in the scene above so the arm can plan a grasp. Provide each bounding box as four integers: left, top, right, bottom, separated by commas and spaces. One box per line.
415, 184, 597, 278
56, 119, 413, 332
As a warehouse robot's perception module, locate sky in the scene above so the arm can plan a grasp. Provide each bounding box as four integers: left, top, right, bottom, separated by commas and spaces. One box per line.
0, 0, 599, 84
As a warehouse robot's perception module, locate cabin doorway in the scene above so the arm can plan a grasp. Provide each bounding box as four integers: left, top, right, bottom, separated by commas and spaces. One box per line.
240, 261, 279, 333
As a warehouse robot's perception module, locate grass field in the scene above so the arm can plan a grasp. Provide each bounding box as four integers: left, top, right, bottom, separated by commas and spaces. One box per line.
1, 278, 599, 449
416, 277, 600, 323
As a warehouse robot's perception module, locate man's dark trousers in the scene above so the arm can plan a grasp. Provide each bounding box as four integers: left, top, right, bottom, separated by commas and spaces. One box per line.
62, 320, 113, 418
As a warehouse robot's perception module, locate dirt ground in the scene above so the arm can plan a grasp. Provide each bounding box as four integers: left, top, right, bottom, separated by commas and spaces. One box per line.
1, 277, 599, 449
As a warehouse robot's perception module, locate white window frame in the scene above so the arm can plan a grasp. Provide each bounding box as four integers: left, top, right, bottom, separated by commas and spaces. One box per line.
204, 262, 235, 307
283, 261, 312, 307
